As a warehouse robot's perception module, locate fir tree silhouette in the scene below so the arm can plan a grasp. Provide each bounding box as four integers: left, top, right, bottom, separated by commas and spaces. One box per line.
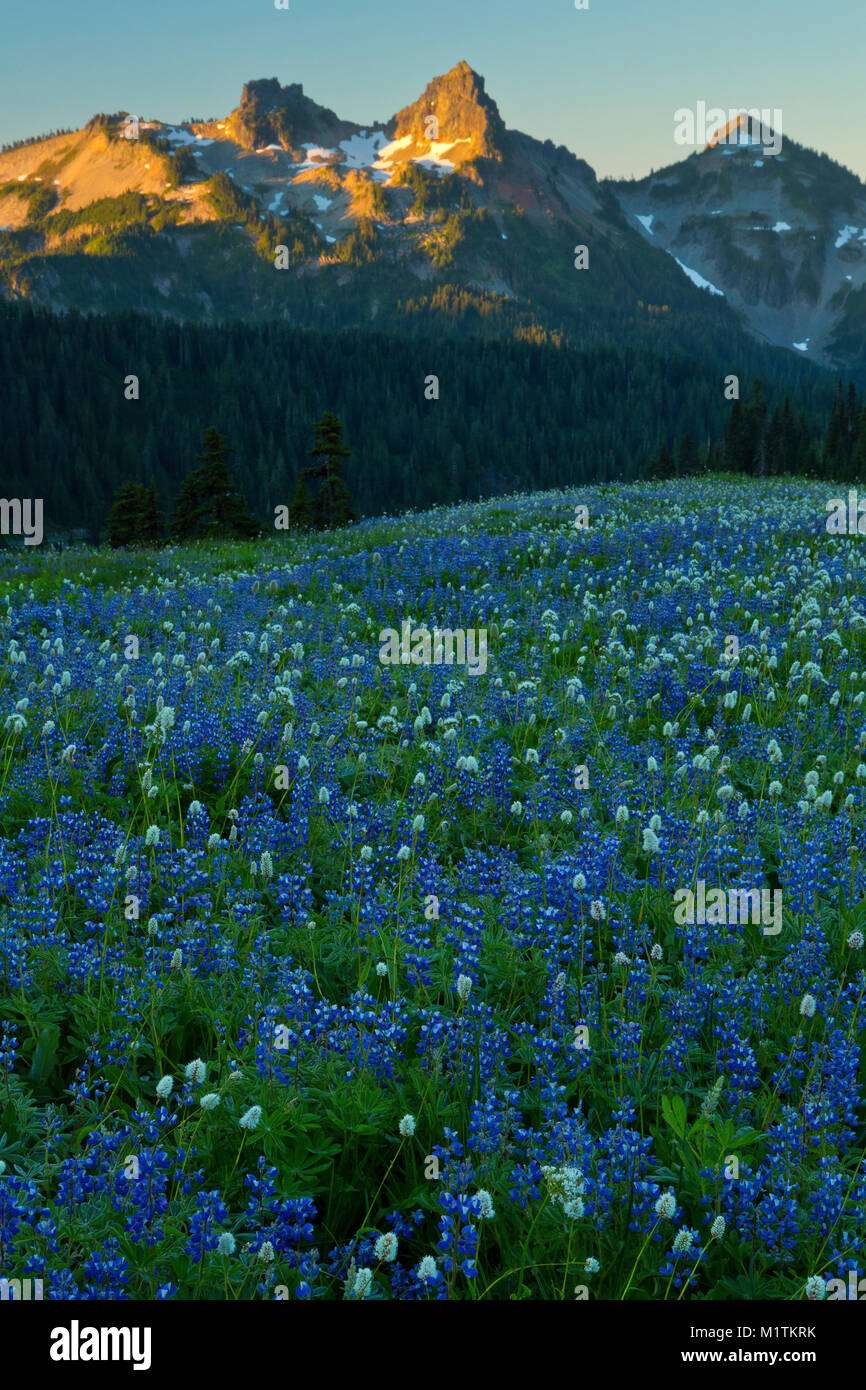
172, 428, 259, 541
302, 413, 356, 529
288, 472, 313, 531
106, 479, 164, 547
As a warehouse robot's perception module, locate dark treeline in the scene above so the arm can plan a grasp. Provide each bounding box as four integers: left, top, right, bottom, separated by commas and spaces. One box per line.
0, 127, 77, 154
0, 300, 850, 539
649, 378, 866, 481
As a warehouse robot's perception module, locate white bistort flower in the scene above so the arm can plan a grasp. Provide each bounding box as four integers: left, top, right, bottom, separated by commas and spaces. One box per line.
672, 1228, 694, 1255
399, 1114, 416, 1137
374, 1233, 398, 1263
474, 1189, 496, 1220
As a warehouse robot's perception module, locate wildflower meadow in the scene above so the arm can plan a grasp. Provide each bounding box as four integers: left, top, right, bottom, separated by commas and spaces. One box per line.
1, 475, 865, 1305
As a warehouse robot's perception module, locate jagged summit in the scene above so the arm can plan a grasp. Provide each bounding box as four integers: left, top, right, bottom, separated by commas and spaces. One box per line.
224, 63, 507, 167
387, 61, 507, 165
705, 109, 778, 150
227, 78, 356, 152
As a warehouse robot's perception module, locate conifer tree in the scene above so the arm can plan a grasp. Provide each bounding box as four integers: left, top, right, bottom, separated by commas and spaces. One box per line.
765, 407, 784, 476
824, 382, 850, 478
676, 432, 699, 476
774, 397, 803, 476
646, 442, 675, 480
172, 428, 259, 541
303, 413, 356, 529
288, 472, 313, 531
851, 407, 866, 483
106, 480, 164, 547
142, 479, 165, 542
107, 481, 147, 547
724, 399, 755, 473
747, 379, 768, 475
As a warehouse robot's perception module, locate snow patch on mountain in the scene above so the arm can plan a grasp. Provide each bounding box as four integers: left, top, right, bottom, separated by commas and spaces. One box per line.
414, 138, 471, 172
673, 257, 725, 296
374, 134, 414, 164
161, 127, 196, 146
299, 145, 336, 166
338, 132, 389, 167
835, 225, 859, 248
634, 214, 654, 234
371, 133, 472, 178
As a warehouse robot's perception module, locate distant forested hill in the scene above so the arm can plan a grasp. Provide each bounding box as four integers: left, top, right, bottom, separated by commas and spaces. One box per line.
0, 301, 843, 538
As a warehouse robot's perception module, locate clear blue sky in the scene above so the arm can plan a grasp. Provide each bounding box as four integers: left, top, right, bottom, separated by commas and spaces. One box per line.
2, 0, 862, 180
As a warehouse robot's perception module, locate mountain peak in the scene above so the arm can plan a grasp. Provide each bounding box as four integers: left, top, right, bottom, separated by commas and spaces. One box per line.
228, 77, 354, 151
389, 61, 506, 163
705, 109, 778, 150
